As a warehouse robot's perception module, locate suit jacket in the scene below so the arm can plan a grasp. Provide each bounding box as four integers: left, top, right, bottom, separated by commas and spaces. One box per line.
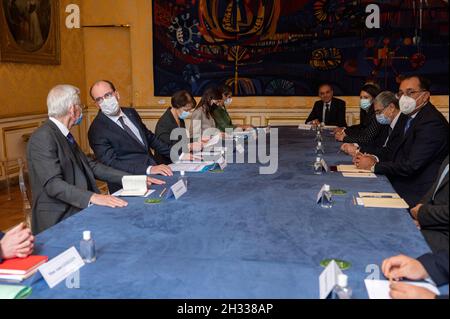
154, 108, 186, 164
417, 251, 449, 296
360, 113, 408, 162
343, 105, 387, 145
27, 120, 126, 234
305, 97, 347, 127
88, 108, 171, 192
419, 156, 449, 253
374, 102, 449, 207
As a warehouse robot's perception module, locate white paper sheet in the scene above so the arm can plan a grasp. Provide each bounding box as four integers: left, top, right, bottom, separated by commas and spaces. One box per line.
365, 279, 440, 299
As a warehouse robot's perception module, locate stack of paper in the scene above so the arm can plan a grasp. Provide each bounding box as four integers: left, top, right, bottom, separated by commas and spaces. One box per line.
0, 284, 32, 299
117, 176, 152, 197
337, 165, 372, 173
342, 172, 377, 178
298, 124, 313, 131
356, 192, 409, 209
0, 255, 48, 282
365, 280, 440, 299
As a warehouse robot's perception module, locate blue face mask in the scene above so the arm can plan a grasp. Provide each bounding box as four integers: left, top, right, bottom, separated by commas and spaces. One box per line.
360, 99, 372, 111
179, 111, 190, 120
74, 112, 83, 126
376, 113, 391, 125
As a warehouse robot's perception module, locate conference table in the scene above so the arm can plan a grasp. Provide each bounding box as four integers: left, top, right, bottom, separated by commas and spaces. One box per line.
27, 126, 439, 299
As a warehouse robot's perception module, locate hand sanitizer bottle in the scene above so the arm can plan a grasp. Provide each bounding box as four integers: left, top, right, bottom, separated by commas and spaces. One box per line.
315, 130, 322, 142
333, 274, 352, 299
80, 231, 96, 263
316, 141, 325, 155
321, 184, 333, 208
180, 171, 187, 187
313, 157, 323, 175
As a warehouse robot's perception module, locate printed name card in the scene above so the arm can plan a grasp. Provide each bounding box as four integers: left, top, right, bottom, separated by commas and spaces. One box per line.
167, 179, 188, 200
218, 156, 228, 170
320, 158, 329, 173
316, 184, 327, 204
319, 260, 343, 299
38, 247, 85, 289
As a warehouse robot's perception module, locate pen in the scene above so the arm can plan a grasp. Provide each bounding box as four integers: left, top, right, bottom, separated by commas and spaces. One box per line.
352, 196, 356, 205
159, 188, 167, 198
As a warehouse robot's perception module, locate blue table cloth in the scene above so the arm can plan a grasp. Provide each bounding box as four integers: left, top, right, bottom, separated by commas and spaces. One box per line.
26, 127, 439, 299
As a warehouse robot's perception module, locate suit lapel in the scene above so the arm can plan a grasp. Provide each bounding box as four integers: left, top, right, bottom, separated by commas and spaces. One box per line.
123, 108, 148, 150
99, 110, 148, 151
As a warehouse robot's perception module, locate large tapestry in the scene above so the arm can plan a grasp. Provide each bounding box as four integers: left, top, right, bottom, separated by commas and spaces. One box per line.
152, 0, 449, 96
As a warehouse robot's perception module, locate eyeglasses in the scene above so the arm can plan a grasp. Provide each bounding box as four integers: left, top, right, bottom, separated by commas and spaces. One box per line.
396, 90, 425, 99
94, 91, 115, 104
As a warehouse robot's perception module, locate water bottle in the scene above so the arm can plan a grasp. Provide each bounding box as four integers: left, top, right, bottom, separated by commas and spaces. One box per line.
332, 274, 352, 299
180, 171, 188, 187
80, 231, 96, 263
313, 157, 323, 175
321, 184, 333, 208
316, 141, 325, 155
315, 130, 322, 142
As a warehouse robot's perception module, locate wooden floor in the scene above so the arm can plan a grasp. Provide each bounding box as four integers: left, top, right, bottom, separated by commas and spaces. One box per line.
0, 185, 26, 232
0, 181, 109, 232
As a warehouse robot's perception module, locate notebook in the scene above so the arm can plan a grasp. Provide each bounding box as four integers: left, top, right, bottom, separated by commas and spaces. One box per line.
118, 176, 149, 197
0, 255, 48, 275
0, 284, 32, 299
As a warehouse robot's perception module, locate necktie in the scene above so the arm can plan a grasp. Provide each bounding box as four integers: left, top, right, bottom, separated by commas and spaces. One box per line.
432, 164, 449, 200
67, 132, 76, 146
323, 103, 330, 124
404, 117, 413, 135
118, 116, 144, 145
383, 126, 393, 147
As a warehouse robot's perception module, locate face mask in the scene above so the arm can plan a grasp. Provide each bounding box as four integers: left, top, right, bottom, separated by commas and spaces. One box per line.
360, 99, 372, 111
100, 96, 120, 116
224, 98, 233, 107
179, 111, 190, 120
74, 112, 83, 126
399, 94, 422, 115
376, 113, 391, 125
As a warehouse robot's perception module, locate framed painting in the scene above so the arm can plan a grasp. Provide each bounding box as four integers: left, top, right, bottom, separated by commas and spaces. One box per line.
0, 0, 60, 64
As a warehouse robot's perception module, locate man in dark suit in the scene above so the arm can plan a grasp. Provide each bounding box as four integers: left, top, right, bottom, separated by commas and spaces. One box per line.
0, 223, 34, 262
355, 76, 449, 207
410, 156, 449, 253
342, 91, 406, 160
382, 252, 448, 299
27, 85, 163, 234
88, 80, 173, 193
305, 84, 347, 127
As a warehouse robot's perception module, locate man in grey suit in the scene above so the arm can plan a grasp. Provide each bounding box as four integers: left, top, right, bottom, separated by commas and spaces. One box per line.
27, 85, 164, 234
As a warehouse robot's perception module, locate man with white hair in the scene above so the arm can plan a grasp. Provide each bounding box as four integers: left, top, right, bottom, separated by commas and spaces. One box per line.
27, 85, 164, 234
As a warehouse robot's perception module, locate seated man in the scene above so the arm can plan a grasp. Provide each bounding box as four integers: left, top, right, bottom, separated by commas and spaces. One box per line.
382, 252, 448, 299
0, 223, 34, 262
410, 156, 449, 253
27, 85, 164, 234
88, 80, 173, 193
354, 75, 449, 207
341, 91, 406, 160
305, 83, 347, 128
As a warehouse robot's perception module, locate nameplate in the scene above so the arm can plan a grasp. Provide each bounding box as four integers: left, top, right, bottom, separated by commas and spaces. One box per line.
218, 156, 228, 170
170, 179, 188, 200
38, 247, 85, 289
321, 158, 329, 173
236, 143, 245, 154
319, 260, 343, 299
316, 184, 327, 204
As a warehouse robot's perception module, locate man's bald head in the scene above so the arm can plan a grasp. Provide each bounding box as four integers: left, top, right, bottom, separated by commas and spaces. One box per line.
90, 80, 116, 102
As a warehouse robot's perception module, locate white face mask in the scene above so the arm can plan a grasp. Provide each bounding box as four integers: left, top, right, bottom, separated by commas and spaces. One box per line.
224, 98, 233, 107
399, 93, 424, 115
100, 96, 120, 116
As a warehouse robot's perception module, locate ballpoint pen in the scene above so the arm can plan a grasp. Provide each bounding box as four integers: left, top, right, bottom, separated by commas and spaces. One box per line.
159, 188, 167, 198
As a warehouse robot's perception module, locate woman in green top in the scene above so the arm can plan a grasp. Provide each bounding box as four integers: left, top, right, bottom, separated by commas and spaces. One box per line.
213, 85, 253, 132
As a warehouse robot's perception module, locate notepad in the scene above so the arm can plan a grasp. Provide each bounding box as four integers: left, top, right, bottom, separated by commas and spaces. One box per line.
298, 124, 313, 130
0, 284, 32, 299
358, 192, 400, 199
359, 197, 409, 209
337, 165, 372, 173
118, 176, 149, 197
0, 255, 48, 283
365, 280, 440, 299
342, 172, 377, 178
